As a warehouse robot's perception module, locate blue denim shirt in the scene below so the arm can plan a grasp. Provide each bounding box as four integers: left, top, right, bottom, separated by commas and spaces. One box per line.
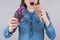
3, 9, 56, 40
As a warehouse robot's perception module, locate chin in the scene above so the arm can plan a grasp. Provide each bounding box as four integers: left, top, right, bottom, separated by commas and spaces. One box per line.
29, 6, 34, 8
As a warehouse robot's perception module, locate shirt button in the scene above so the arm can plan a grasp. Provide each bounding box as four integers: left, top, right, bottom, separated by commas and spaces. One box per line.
30, 32, 32, 34
30, 20, 32, 22
30, 26, 32, 28
30, 38, 32, 40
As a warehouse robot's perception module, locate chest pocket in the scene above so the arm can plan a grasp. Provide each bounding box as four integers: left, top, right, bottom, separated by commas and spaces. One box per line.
19, 13, 30, 32
20, 21, 30, 33
23, 13, 30, 22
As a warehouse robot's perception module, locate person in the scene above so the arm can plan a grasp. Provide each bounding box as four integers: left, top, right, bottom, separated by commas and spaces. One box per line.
3, 0, 56, 40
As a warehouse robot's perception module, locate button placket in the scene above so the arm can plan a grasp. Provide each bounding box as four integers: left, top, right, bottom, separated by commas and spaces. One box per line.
30, 38, 32, 40
29, 13, 33, 40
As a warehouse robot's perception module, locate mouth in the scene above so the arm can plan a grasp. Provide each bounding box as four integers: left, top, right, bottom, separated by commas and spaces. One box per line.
30, 2, 34, 6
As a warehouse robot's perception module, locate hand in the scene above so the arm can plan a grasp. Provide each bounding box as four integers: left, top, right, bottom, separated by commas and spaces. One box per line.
8, 17, 19, 32
34, 5, 50, 27
38, 10, 50, 27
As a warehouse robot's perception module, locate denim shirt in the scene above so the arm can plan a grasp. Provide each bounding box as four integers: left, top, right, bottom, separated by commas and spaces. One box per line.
3, 8, 56, 40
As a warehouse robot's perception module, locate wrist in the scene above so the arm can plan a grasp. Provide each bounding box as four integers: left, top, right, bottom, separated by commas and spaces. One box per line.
8, 27, 14, 33
44, 18, 50, 27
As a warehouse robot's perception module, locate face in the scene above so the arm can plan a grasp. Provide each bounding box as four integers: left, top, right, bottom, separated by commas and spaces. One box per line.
25, 0, 38, 9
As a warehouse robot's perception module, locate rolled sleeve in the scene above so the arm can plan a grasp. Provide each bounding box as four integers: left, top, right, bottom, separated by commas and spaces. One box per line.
3, 27, 12, 38
44, 12, 56, 39
3, 26, 17, 38
45, 23, 56, 39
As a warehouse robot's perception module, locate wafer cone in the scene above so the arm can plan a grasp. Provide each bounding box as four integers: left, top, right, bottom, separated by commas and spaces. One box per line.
34, 4, 42, 23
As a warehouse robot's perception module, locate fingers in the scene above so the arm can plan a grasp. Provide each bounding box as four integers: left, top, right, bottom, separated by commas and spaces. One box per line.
34, 4, 46, 15
9, 18, 18, 24
9, 18, 18, 21
34, 4, 45, 16
9, 23, 19, 27
37, 10, 46, 15
10, 21, 18, 24
8, 17, 19, 28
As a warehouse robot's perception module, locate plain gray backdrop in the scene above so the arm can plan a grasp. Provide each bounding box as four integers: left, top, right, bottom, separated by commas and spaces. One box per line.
0, 0, 60, 40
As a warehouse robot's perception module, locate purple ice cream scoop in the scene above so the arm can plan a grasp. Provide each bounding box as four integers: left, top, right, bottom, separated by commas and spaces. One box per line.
14, 6, 25, 23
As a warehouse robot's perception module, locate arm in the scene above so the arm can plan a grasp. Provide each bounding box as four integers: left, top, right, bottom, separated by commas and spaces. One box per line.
3, 6, 24, 38
3, 7, 21, 38
44, 12, 56, 40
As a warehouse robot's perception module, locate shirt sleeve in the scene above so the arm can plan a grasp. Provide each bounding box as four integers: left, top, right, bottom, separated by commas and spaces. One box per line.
44, 12, 56, 40
3, 26, 17, 38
